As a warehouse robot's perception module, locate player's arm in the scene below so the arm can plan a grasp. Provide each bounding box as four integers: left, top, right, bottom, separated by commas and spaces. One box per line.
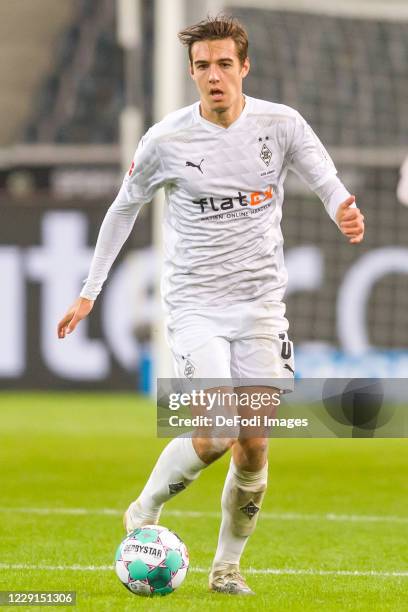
57, 130, 163, 338
287, 112, 364, 244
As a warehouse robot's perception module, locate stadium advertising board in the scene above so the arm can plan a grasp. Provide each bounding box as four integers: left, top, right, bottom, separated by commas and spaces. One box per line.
0, 204, 153, 390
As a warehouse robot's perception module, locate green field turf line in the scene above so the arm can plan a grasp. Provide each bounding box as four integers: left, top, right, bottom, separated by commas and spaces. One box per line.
0, 564, 407, 578
1, 507, 408, 524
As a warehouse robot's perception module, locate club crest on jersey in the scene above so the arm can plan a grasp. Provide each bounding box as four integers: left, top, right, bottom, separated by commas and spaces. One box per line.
260, 143, 272, 167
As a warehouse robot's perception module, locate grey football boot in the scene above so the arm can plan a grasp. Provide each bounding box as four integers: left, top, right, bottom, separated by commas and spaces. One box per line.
209, 563, 255, 595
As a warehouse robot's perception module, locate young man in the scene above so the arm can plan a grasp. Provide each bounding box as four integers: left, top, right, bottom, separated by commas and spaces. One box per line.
58, 16, 364, 595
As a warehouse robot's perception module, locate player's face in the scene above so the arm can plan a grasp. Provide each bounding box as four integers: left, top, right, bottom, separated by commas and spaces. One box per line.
190, 38, 250, 117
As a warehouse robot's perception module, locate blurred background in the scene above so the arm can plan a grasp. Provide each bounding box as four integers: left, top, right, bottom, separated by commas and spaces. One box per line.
1, 0, 407, 392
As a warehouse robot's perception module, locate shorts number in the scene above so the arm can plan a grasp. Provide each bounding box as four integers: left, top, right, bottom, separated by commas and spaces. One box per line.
278, 333, 292, 360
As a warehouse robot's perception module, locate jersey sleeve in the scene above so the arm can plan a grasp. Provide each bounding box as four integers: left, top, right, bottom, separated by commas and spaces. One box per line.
287, 111, 337, 190
115, 127, 165, 209
80, 129, 165, 301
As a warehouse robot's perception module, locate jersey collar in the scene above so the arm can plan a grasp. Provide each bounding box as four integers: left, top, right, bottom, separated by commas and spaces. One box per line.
194, 95, 251, 132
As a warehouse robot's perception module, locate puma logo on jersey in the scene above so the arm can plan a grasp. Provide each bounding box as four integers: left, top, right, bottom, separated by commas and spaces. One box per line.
186, 159, 204, 174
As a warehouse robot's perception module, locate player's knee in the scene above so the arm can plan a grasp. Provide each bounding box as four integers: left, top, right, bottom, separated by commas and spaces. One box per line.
195, 436, 235, 463
208, 436, 236, 459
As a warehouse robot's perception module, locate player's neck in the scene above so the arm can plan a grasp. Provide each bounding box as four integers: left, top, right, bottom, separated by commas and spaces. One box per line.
199, 95, 246, 128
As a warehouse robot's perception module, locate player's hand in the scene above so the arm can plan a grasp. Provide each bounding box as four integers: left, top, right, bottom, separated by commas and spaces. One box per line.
57, 297, 94, 339
336, 195, 365, 244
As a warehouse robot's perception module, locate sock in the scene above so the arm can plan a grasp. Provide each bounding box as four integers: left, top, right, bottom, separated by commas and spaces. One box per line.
212, 459, 268, 570
131, 436, 207, 523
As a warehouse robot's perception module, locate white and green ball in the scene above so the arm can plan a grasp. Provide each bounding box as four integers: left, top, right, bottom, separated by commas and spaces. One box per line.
114, 525, 189, 596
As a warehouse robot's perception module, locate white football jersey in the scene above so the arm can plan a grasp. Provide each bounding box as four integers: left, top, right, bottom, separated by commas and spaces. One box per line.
81, 96, 339, 315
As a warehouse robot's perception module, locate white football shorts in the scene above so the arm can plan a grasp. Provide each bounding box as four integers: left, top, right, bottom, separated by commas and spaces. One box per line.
166, 301, 294, 392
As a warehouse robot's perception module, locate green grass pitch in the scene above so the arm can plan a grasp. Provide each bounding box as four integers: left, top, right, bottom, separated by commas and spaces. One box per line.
0, 392, 407, 611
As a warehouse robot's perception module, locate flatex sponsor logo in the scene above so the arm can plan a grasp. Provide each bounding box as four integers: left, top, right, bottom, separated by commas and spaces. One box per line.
193, 186, 274, 222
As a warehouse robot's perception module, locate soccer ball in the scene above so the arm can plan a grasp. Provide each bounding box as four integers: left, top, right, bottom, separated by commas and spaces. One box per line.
114, 525, 189, 596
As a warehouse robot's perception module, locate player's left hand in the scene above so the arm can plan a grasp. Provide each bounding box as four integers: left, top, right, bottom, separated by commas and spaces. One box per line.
336, 195, 365, 244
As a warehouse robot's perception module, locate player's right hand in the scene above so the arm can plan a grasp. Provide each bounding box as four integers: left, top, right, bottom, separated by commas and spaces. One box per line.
336, 195, 365, 244
57, 297, 94, 339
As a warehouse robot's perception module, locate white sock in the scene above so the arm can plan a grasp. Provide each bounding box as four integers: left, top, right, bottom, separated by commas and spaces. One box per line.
133, 436, 207, 523
212, 459, 268, 569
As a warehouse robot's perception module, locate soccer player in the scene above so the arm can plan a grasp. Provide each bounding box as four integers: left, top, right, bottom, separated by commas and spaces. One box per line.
57, 16, 364, 594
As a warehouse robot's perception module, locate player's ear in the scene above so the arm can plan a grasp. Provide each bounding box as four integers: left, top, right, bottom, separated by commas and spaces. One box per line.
189, 61, 195, 79
241, 57, 250, 79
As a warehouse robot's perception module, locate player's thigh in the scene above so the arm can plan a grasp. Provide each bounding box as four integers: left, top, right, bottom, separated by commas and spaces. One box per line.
192, 383, 238, 463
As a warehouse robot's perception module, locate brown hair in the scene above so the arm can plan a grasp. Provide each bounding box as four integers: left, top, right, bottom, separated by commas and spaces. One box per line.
178, 15, 249, 66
